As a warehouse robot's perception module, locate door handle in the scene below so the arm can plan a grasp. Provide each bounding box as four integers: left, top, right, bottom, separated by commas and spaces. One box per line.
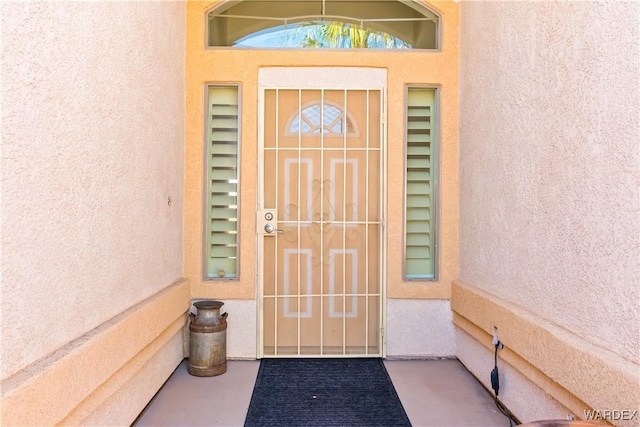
264, 223, 283, 234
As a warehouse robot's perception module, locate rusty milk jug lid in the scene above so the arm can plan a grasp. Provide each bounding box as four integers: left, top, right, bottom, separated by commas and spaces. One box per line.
194, 300, 224, 310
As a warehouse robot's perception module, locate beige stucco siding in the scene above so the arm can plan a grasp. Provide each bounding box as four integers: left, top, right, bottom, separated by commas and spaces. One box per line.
1, 1, 187, 424
457, 0, 640, 424
1, 0, 186, 380
459, 0, 639, 367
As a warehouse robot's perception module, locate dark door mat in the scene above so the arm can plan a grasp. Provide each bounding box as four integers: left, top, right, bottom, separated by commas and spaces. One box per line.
244, 358, 412, 427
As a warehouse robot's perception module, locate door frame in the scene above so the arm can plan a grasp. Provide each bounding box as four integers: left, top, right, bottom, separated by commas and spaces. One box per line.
256, 67, 388, 358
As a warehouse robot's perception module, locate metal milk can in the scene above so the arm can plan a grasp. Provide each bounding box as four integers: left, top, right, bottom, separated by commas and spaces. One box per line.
188, 300, 228, 376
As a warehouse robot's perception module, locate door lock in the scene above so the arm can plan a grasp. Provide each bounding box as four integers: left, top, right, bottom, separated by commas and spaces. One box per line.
258, 210, 281, 235
264, 223, 283, 234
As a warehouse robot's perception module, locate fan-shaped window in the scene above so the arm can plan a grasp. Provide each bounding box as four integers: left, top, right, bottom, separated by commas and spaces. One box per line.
286, 103, 357, 136
207, 1, 440, 49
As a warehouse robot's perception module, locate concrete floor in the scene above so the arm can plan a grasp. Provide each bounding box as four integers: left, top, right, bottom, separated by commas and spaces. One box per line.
135, 358, 511, 427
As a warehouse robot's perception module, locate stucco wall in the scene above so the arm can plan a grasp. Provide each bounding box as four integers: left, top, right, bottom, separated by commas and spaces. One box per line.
458, 0, 639, 423
1, 0, 185, 383
386, 299, 455, 358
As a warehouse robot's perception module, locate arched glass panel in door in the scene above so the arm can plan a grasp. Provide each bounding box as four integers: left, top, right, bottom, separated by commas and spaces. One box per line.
286, 102, 358, 136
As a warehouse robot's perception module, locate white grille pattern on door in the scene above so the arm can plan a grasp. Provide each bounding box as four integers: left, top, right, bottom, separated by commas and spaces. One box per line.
259, 88, 384, 357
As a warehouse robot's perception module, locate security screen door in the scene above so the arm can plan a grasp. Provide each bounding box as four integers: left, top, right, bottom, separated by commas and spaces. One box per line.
258, 87, 384, 357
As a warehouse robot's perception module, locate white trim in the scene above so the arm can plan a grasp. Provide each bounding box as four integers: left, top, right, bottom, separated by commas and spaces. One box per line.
259, 67, 387, 89
329, 158, 358, 223
328, 249, 359, 318
283, 249, 313, 318
284, 158, 314, 223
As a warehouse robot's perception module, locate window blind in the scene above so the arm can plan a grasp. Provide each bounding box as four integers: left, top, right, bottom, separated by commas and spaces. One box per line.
405, 88, 436, 279
206, 86, 239, 279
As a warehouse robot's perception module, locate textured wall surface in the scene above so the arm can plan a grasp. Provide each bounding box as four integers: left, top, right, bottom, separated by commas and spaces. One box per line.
455, 328, 571, 423
386, 299, 456, 358
1, 280, 190, 425
452, 281, 640, 425
459, 0, 639, 365
1, 1, 186, 380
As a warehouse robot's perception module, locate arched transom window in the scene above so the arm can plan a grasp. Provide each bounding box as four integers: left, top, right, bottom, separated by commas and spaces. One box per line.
207, 1, 440, 49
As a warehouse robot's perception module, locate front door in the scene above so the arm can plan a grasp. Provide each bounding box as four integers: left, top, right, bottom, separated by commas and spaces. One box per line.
258, 73, 385, 357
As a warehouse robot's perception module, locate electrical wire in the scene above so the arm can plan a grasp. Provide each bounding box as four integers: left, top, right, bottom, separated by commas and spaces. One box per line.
493, 343, 515, 427
495, 395, 514, 427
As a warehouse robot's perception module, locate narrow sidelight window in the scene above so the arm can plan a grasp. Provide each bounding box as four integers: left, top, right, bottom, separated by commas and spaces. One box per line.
205, 85, 240, 279
405, 87, 437, 280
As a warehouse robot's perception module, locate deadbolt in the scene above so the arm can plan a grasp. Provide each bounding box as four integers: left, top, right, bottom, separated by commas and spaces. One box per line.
265, 212, 274, 221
